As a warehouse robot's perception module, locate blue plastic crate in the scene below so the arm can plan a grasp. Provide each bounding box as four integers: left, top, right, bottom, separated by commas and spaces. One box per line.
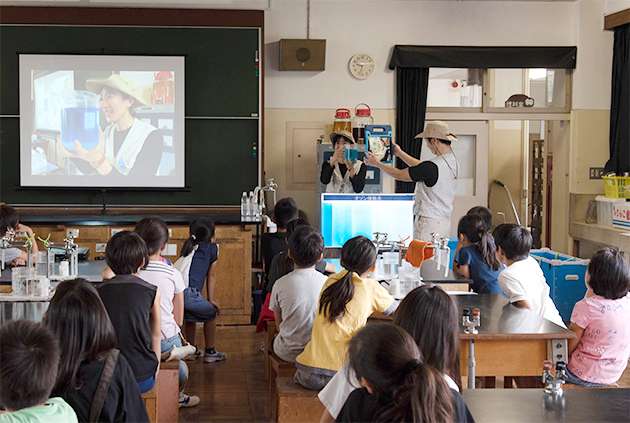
530, 248, 589, 321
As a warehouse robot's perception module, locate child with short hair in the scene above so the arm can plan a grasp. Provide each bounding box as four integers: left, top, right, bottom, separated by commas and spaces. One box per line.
294, 236, 396, 390
0, 320, 78, 423
269, 225, 328, 362
336, 324, 473, 423
494, 223, 564, 327
0, 205, 38, 267
567, 248, 630, 386
134, 217, 200, 407
262, 198, 299, 288
175, 218, 226, 363
46, 279, 150, 422
98, 231, 162, 394
453, 214, 504, 294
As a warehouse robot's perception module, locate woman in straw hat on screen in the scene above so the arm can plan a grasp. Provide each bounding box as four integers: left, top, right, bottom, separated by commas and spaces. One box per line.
320, 130, 367, 193
60, 74, 163, 177
365, 121, 459, 241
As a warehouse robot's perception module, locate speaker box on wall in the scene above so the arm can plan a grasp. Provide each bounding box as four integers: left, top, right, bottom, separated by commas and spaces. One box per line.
279, 39, 326, 71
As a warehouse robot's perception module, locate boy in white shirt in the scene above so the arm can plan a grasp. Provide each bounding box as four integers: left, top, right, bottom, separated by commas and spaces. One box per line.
494, 224, 565, 328
269, 225, 327, 362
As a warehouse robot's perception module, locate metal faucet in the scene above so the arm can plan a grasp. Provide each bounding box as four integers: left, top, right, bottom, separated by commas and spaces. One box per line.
0, 230, 33, 270
40, 235, 78, 278
372, 232, 406, 268
462, 308, 480, 334
427, 233, 451, 277
543, 360, 568, 395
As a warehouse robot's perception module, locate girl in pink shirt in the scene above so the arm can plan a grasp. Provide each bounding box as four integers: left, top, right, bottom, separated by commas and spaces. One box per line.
567, 248, 630, 386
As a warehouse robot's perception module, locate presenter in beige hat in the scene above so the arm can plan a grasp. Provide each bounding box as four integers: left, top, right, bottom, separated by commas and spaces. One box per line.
365, 121, 459, 241
59, 74, 163, 177
320, 130, 367, 193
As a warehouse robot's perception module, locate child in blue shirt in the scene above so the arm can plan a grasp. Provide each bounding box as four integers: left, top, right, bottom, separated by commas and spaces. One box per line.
453, 213, 504, 295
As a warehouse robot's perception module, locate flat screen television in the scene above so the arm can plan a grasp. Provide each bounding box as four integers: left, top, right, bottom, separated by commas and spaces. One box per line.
19, 54, 185, 188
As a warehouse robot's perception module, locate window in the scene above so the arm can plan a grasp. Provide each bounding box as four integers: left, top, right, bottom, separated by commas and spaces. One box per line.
427, 68, 483, 109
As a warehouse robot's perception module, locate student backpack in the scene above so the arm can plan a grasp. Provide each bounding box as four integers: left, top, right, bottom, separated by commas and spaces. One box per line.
174, 245, 198, 288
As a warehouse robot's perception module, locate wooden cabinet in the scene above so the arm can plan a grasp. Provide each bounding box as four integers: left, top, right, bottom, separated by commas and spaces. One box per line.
28, 223, 253, 325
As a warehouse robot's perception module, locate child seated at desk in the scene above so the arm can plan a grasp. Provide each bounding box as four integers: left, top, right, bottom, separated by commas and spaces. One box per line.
269, 225, 328, 362
335, 324, 473, 423
0, 205, 38, 267
453, 214, 504, 295
98, 231, 162, 394
493, 224, 565, 327
567, 247, 630, 387
294, 236, 397, 390
0, 320, 78, 423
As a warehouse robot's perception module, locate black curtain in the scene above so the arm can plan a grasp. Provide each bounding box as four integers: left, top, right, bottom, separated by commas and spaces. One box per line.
605, 24, 630, 175
395, 67, 429, 193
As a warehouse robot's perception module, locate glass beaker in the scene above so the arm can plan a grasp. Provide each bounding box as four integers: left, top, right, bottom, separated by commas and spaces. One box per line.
382, 252, 399, 277
11, 267, 34, 296
398, 267, 421, 293
35, 251, 48, 277
61, 90, 100, 152
344, 144, 358, 162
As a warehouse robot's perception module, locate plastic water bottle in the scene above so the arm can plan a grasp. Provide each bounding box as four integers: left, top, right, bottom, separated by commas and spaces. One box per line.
248, 191, 255, 219
241, 192, 248, 220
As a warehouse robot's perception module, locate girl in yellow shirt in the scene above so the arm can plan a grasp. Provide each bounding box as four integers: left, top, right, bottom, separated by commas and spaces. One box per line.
294, 236, 397, 390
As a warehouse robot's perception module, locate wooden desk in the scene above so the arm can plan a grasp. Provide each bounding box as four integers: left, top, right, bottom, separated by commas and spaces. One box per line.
452, 294, 575, 387
462, 388, 630, 422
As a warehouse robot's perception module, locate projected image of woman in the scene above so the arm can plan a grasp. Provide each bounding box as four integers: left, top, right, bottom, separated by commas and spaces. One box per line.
59, 74, 163, 177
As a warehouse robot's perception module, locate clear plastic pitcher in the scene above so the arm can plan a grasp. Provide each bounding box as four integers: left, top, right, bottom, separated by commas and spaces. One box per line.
11, 267, 34, 296
61, 90, 100, 152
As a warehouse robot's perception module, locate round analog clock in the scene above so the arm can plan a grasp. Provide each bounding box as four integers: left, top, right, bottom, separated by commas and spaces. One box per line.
349, 53, 375, 79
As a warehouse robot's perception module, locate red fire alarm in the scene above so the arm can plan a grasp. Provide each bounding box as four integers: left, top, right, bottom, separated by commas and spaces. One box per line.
452, 81, 459, 88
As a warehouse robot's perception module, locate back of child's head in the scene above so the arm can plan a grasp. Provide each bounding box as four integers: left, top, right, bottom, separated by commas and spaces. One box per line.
273, 198, 298, 230
587, 248, 630, 300
44, 278, 118, 393
458, 214, 500, 271
134, 216, 169, 256
467, 206, 492, 231
180, 217, 215, 257
0, 205, 19, 236
288, 226, 324, 267
0, 320, 60, 411
348, 324, 454, 423
319, 236, 376, 323
393, 285, 461, 391
493, 223, 532, 260
105, 231, 148, 275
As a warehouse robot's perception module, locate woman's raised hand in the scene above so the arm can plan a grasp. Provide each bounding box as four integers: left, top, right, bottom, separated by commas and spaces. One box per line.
364, 151, 381, 167
391, 140, 402, 157
330, 147, 345, 166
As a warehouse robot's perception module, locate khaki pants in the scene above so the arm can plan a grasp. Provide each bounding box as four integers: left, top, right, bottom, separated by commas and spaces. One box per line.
413, 216, 451, 241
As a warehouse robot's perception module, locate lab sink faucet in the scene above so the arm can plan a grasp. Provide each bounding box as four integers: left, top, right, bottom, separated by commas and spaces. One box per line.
0, 230, 33, 270
542, 360, 568, 395
428, 233, 451, 277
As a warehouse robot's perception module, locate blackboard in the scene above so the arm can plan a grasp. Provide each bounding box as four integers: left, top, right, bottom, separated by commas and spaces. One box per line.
0, 20, 261, 206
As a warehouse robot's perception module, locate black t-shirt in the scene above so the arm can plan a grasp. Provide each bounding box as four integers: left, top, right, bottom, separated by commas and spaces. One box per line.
408, 161, 439, 187
71, 126, 163, 177
336, 387, 475, 423
320, 161, 367, 193
53, 352, 150, 423
98, 274, 159, 382
262, 232, 289, 276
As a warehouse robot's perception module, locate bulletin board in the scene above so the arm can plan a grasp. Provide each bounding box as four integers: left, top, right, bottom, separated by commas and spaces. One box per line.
0, 7, 263, 206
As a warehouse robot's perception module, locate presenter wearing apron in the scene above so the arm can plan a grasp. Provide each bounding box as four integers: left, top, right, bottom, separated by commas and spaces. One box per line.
365, 121, 458, 240
320, 130, 367, 193
60, 74, 163, 177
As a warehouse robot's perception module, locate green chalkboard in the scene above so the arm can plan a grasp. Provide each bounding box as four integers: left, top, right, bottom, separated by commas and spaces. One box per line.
0, 24, 260, 206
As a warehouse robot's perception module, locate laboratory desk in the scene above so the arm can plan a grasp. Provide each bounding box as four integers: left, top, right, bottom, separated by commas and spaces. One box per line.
0, 260, 108, 284
453, 294, 575, 387
418, 260, 472, 291
462, 388, 630, 423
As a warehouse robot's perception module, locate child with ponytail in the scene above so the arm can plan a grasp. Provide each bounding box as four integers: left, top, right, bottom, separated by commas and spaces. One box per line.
294, 236, 396, 390
336, 324, 474, 423
175, 218, 226, 363
453, 214, 504, 295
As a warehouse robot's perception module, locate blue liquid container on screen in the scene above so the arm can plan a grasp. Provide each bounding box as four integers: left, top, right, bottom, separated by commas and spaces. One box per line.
60, 90, 100, 152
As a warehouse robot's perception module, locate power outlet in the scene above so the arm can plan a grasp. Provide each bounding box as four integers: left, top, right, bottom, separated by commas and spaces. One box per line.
95, 243, 107, 253
67, 228, 79, 238
589, 167, 606, 179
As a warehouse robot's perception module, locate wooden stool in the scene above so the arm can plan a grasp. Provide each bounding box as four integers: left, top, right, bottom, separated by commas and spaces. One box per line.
276, 377, 325, 423
157, 361, 179, 423
269, 353, 297, 421
141, 381, 159, 423
264, 320, 278, 382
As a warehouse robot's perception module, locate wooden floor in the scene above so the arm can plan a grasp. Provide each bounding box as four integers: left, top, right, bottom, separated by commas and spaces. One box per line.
179, 325, 630, 423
